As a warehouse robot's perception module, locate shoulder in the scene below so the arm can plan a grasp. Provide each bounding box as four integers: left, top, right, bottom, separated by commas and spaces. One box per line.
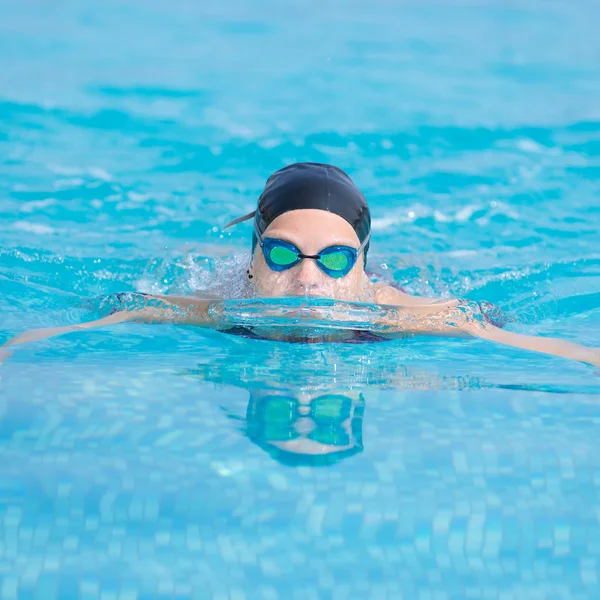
373, 282, 441, 307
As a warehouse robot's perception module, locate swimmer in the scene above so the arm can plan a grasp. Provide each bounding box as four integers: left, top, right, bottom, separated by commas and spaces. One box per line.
1, 162, 599, 368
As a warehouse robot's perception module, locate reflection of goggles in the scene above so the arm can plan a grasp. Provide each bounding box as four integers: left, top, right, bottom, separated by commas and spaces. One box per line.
255, 394, 354, 446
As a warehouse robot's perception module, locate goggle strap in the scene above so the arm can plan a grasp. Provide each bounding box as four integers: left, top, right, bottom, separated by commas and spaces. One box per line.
357, 230, 371, 256
222, 211, 256, 230
253, 219, 265, 246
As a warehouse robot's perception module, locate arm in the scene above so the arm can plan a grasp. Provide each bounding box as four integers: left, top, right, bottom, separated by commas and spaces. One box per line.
1, 295, 220, 350
463, 320, 600, 368
373, 283, 442, 307
2, 310, 134, 349
377, 299, 600, 368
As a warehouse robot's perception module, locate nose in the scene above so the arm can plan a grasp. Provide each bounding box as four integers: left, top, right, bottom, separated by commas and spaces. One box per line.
294, 416, 316, 436
295, 258, 322, 289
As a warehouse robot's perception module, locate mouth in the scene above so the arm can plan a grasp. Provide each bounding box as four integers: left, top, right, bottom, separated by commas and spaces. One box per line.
286, 287, 329, 297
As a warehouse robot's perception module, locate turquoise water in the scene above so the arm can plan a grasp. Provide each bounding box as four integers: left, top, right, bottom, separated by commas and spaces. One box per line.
2, 0, 600, 597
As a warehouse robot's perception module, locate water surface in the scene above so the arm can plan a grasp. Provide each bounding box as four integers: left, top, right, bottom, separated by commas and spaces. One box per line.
1, 0, 600, 598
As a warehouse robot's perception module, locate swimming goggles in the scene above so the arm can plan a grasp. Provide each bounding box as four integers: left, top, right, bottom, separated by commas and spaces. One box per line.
255, 221, 370, 279
255, 394, 355, 446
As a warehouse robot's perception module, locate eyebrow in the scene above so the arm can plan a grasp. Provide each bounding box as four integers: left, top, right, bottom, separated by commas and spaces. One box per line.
265, 231, 359, 249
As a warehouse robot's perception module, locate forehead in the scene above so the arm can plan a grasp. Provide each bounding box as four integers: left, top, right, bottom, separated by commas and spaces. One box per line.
264, 209, 359, 243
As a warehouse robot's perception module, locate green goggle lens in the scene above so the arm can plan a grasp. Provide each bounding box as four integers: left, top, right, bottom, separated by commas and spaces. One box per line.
318, 252, 349, 272
264, 398, 295, 420
260, 238, 359, 277
312, 395, 347, 420
311, 428, 349, 447
269, 245, 299, 266
254, 394, 355, 447
262, 398, 297, 441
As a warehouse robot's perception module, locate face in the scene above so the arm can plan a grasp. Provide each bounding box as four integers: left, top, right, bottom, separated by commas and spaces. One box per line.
249, 209, 369, 300
247, 388, 363, 458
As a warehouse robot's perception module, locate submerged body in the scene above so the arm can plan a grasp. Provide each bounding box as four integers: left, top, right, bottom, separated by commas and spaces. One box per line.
2, 215, 598, 367
1, 163, 599, 368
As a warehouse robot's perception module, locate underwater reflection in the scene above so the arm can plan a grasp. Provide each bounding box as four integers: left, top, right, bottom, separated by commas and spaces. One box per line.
183, 340, 486, 467
244, 389, 365, 466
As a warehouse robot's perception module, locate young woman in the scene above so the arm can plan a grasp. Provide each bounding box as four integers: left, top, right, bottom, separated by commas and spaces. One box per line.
2, 162, 599, 368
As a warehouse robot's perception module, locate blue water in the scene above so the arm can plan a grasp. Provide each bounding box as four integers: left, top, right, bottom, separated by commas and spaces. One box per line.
2, 0, 600, 598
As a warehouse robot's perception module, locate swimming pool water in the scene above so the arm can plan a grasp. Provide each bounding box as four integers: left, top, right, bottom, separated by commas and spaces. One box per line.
1, 0, 600, 598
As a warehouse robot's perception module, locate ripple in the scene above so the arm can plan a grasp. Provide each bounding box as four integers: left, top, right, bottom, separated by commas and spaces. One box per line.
12, 221, 55, 235
91, 85, 208, 100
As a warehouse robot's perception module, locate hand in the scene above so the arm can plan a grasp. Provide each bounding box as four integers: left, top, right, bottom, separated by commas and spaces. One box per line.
0, 348, 13, 366
588, 348, 600, 369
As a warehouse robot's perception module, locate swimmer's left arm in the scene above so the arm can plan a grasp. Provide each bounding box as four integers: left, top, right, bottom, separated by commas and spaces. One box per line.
375, 299, 600, 368
374, 283, 442, 306
460, 320, 600, 368
372, 300, 600, 367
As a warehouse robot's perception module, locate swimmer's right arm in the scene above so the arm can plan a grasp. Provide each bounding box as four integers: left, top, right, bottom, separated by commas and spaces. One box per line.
1, 295, 220, 351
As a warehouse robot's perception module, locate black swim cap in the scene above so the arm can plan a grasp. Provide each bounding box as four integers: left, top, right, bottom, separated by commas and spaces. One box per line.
224, 162, 371, 256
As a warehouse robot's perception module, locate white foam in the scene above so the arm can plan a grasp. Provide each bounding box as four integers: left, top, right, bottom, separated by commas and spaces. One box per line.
258, 138, 282, 149
515, 138, 544, 153
127, 191, 149, 203
455, 205, 477, 222
433, 210, 452, 223
46, 163, 83, 176
88, 167, 112, 181
13, 221, 54, 235
53, 178, 85, 189
20, 198, 57, 213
